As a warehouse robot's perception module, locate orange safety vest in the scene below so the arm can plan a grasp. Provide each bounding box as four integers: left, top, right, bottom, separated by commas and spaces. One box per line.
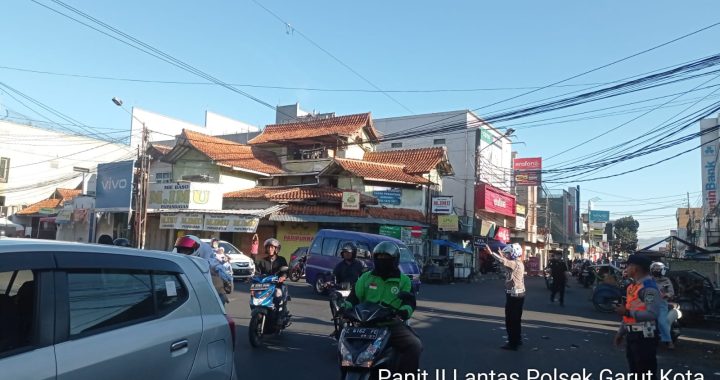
623, 278, 657, 324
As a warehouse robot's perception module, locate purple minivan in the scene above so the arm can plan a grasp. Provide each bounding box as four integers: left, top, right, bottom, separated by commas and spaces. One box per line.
305, 229, 421, 294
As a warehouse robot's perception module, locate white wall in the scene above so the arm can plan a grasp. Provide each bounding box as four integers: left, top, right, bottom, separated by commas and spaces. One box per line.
0, 121, 133, 210
219, 173, 257, 192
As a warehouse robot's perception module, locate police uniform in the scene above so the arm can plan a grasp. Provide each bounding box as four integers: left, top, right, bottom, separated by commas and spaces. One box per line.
617, 272, 661, 377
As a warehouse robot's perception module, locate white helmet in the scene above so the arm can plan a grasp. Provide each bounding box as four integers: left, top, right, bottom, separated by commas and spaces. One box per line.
650, 262, 667, 277
501, 243, 522, 260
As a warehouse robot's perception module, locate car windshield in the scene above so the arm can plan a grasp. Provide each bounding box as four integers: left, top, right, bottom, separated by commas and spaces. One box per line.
398, 246, 416, 264
219, 242, 241, 255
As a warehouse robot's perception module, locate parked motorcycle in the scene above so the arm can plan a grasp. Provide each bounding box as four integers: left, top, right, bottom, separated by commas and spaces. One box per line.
289, 254, 307, 282
337, 300, 414, 380
248, 267, 291, 348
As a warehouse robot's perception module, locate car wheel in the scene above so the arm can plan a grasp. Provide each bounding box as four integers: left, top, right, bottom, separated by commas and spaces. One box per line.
289, 268, 301, 282
314, 276, 327, 295
248, 313, 263, 348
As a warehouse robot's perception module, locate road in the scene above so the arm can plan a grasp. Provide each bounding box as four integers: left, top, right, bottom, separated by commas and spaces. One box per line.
227, 275, 719, 379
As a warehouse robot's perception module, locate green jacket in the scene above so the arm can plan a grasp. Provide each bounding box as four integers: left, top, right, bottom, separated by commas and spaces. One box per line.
351, 271, 414, 318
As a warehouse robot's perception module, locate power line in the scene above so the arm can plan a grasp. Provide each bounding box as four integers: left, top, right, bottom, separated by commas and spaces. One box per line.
250, 0, 413, 113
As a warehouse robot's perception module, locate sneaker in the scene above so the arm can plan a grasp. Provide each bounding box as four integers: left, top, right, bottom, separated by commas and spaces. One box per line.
666, 342, 675, 350
500, 343, 519, 351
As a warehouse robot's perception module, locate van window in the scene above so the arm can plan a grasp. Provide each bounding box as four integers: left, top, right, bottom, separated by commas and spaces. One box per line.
398, 246, 417, 264
0, 270, 36, 356
321, 238, 340, 256
309, 237, 323, 255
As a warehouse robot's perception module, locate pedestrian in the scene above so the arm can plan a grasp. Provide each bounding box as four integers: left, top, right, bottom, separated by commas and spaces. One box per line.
650, 262, 675, 349
548, 250, 569, 306
614, 254, 661, 378
484, 243, 525, 351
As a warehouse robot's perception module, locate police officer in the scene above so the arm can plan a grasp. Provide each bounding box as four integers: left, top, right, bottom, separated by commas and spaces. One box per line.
614, 254, 661, 378
485, 243, 525, 351
548, 250, 569, 306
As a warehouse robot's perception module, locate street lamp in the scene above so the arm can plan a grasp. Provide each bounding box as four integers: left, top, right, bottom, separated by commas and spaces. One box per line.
112, 97, 149, 249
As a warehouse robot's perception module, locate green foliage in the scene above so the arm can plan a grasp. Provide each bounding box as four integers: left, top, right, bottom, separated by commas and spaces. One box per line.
612, 216, 639, 253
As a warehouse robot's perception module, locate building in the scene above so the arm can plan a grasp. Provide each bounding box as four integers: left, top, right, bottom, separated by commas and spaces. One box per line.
0, 119, 133, 235
373, 110, 513, 253
538, 186, 581, 259
674, 207, 702, 255
12, 188, 82, 239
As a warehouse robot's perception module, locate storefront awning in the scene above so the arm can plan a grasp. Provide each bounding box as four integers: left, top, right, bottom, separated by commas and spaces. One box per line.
431, 239, 472, 253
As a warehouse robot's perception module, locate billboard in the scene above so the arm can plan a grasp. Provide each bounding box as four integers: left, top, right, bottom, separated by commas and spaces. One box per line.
95, 160, 135, 211
701, 117, 720, 219
372, 188, 402, 205
148, 182, 223, 211
431, 196, 453, 214
438, 215, 459, 231
589, 210, 610, 223
513, 157, 542, 186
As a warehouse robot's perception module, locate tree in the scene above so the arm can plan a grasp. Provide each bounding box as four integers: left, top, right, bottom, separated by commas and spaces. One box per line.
612, 216, 639, 253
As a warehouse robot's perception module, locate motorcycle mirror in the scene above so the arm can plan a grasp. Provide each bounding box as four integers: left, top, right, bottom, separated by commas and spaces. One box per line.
279, 266, 289, 272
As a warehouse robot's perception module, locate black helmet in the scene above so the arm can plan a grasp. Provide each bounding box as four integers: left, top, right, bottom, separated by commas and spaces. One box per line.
340, 242, 357, 259
372, 241, 400, 266
113, 238, 131, 247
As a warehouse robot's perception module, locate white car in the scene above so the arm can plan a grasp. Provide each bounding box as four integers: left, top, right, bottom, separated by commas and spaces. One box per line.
201, 239, 255, 281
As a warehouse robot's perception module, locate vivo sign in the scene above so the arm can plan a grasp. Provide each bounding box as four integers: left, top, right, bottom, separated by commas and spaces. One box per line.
95, 160, 135, 211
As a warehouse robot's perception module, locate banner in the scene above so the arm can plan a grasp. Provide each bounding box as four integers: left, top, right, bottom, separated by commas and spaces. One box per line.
701, 117, 719, 220
431, 196, 453, 214
589, 210, 610, 223
148, 182, 223, 211
513, 157, 542, 186
373, 189, 402, 205
96, 160, 135, 211
495, 226, 510, 243
475, 183, 516, 217
438, 215, 459, 231
342, 192, 360, 210
159, 213, 260, 233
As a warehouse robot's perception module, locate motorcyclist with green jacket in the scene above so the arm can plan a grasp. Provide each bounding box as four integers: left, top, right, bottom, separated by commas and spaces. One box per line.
343, 241, 422, 374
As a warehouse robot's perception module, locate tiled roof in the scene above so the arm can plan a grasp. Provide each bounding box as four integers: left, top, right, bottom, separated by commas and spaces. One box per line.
248, 113, 378, 145
364, 147, 452, 175
181, 129, 283, 175
16, 199, 63, 215
55, 188, 82, 200
277, 204, 427, 223
224, 186, 378, 205
150, 143, 173, 155
334, 158, 429, 185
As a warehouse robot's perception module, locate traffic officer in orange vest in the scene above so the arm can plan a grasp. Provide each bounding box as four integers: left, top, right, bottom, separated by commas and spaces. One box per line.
614, 254, 661, 378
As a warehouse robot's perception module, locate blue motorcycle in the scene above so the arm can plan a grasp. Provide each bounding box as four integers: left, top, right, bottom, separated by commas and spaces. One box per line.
248, 268, 291, 348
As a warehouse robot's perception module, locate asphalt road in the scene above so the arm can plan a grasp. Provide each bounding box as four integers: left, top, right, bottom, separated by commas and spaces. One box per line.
227, 275, 719, 379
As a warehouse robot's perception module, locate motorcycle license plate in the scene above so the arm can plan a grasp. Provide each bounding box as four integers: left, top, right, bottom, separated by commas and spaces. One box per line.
250, 283, 270, 290
344, 327, 381, 340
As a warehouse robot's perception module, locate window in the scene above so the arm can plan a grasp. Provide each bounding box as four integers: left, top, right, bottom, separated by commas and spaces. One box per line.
308, 237, 323, 255
398, 245, 417, 264
433, 139, 446, 145
290, 145, 325, 160
67, 270, 187, 337
321, 238, 340, 256
155, 172, 172, 183
0, 157, 9, 183
391, 143, 403, 148
0, 270, 36, 355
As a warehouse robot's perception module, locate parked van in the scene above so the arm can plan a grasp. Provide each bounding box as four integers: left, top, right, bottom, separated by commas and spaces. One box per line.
305, 229, 421, 294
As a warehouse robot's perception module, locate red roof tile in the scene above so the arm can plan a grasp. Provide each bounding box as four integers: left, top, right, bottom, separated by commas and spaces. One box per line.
224, 186, 377, 205
333, 158, 429, 185
277, 204, 426, 223
248, 113, 379, 145
55, 188, 82, 200
364, 147, 452, 175
16, 198, 63, 215
181, 129, 284, 175
150, 143, 173, 155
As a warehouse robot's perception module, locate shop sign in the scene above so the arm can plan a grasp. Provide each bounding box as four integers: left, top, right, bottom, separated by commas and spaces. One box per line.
516, 204, 526, 215
342, 192, 360, 210
160, 213, 179, 229
438, 215, 459, 231
431, 196, 453, 214
379, 225, 402, 239
148, 182, 223, 211
473, 236, 488, 247
160, 213, 259, 233
39, 207, 57, 215
494, 226, 510, 243
589, 210, 610, 223
475, 183, 516, 217
56, 208, 73, 224
178, 213, 204, 230
372, 188, 402, 205
515, 216, 526, 230
95, 160, 134, 211
513, 157, 542, 187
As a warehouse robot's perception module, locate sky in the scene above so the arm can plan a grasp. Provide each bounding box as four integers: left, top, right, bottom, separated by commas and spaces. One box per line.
2, 0, 720, 240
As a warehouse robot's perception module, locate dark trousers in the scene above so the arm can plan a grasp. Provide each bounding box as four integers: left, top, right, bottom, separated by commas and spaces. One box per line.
626, 333, 658, 379
505, 294, 525, 346
389, 323, 423, 374
551, 279, 566, 304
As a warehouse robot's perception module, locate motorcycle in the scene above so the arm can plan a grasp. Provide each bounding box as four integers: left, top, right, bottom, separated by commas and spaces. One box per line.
328, 280, 354, 340
337, 300, 414, 380
248, 266, 291, 348
289, 254, 307, 282
579, 266, 595, 288
543, 266, 554, 290
668, 301, 682, 344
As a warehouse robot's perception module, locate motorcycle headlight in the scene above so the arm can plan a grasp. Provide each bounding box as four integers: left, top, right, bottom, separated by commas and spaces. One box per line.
355, 329, 389, 367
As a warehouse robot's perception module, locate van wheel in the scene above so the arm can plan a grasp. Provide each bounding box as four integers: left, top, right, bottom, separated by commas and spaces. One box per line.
315, 276, 327, 295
